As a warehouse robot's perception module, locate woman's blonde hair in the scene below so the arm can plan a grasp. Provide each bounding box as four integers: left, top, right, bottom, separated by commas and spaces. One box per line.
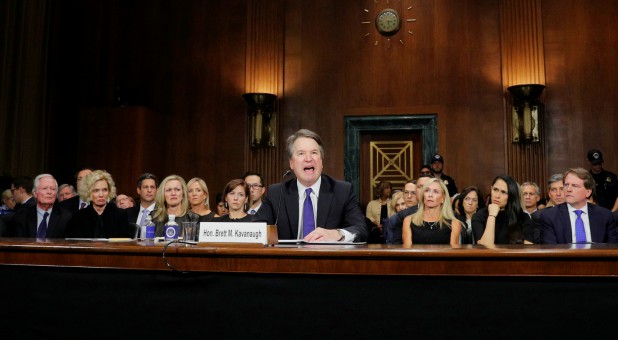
78, 170, 117, 203
411, 178, 455, 229
390, 191, 404, 211
187, 177, 209, 209
152, 174, 189, 223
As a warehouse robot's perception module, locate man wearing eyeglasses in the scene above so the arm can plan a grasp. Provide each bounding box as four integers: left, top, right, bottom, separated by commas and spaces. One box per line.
384, 174, 432, 244
244, 172, 265, 215
10, 176, 35, 211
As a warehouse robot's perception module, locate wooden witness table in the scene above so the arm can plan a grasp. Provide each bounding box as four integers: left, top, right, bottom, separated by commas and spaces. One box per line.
1, 239, 617, 338
1, 238, 618, 276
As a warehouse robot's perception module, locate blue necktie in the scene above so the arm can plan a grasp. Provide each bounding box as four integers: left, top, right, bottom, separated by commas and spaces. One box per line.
574, 210, 586, 243
139, 209, 148, 226
302, 188, 315, 237
37, 211, 49, 238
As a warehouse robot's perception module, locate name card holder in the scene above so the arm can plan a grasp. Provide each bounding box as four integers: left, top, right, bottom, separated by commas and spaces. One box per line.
199, 222, 278, 245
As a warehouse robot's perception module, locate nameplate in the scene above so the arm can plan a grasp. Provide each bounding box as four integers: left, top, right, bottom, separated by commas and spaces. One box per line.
199, 222, 278, 245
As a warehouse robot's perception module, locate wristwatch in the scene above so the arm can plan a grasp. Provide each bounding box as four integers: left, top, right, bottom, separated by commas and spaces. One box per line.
337, 229, 345, 241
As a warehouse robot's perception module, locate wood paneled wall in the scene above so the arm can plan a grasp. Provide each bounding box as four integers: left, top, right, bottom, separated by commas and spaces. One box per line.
500, 0, 548, 191
244, 0, 286, 186
284, 0, 506, 192
2, 0, 617, 200
542, 0, 618, 176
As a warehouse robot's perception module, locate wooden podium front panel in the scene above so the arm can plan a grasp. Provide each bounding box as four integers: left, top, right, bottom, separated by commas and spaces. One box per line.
1, 239, 618, 339
2, 239, 618, 277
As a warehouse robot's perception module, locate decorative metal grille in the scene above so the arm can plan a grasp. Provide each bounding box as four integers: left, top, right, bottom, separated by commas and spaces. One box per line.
369, 141, 414, 194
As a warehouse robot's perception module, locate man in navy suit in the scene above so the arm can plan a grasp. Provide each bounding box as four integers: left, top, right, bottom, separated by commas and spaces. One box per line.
540, 168, 617, 244
254, 129, 368, 242
7, 174, 72, 238
126, 173, 158, 226
57, 168, 92, 215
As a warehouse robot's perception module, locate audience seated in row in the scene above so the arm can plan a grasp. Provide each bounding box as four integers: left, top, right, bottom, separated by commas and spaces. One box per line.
1, 135, 616, 245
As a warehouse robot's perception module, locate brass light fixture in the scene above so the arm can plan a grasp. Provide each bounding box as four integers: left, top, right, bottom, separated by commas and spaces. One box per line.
243, 93, 277, 148
507, 84, 545, 143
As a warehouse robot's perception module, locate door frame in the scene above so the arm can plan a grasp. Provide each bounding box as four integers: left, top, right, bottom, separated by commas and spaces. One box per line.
344, 114, 438, 200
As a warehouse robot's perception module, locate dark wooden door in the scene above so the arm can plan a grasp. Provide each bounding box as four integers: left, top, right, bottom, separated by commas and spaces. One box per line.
360, 131, 422, 208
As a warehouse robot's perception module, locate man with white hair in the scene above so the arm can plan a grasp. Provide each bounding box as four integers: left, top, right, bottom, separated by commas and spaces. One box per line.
6, 174, 72, 238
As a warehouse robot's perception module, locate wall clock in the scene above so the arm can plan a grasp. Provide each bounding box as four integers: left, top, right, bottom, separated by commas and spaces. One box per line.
375, 9, 401, 36
362, 0, 417, 48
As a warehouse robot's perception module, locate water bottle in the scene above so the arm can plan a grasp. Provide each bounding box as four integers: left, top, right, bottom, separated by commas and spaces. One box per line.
164, 215, 179, 241
143, 215, 155, 240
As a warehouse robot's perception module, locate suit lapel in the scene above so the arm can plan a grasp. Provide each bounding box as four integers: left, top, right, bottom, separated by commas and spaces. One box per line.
559, 204, 573, 243
47, 208, 60, 237
316, 176, 332, 227
284, 181, 300, 238
27, 209, 38, 237
587, 204, 600, 242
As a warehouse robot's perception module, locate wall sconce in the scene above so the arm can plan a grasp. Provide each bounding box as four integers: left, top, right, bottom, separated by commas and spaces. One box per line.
243, 93, 277, 148
507, 84, 545, 143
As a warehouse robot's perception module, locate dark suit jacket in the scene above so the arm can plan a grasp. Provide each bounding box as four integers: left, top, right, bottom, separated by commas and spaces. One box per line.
126, 204, 157, 225
7, 205, 72, 238
57, 195, 81, 216
126, 205, 139, 224
540, 203, 618, 244
67, 203, 133, 238
384, 205, 418, 244
14, 196, 36, 211
253, 175, 368, 241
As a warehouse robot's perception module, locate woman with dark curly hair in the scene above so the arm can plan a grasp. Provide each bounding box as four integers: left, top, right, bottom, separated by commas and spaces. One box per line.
455, 186, 485, 244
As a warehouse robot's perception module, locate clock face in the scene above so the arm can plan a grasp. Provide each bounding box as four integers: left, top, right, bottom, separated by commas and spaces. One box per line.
375, 9, 401, 36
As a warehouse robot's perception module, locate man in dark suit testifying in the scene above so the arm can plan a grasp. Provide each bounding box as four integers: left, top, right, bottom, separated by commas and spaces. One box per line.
254, 129, 368, 242
540, 168, 617, 244
7, 174, 72, 238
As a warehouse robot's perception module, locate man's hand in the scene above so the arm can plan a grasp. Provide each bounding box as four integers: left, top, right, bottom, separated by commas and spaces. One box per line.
304, 227, 343, 242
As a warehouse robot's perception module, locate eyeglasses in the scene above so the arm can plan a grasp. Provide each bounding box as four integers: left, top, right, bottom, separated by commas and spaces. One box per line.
463, 197, 478, 202
247, 183, 263, 190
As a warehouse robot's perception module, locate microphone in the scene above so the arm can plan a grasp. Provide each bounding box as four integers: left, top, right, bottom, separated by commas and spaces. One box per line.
274, 170, 293, 226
